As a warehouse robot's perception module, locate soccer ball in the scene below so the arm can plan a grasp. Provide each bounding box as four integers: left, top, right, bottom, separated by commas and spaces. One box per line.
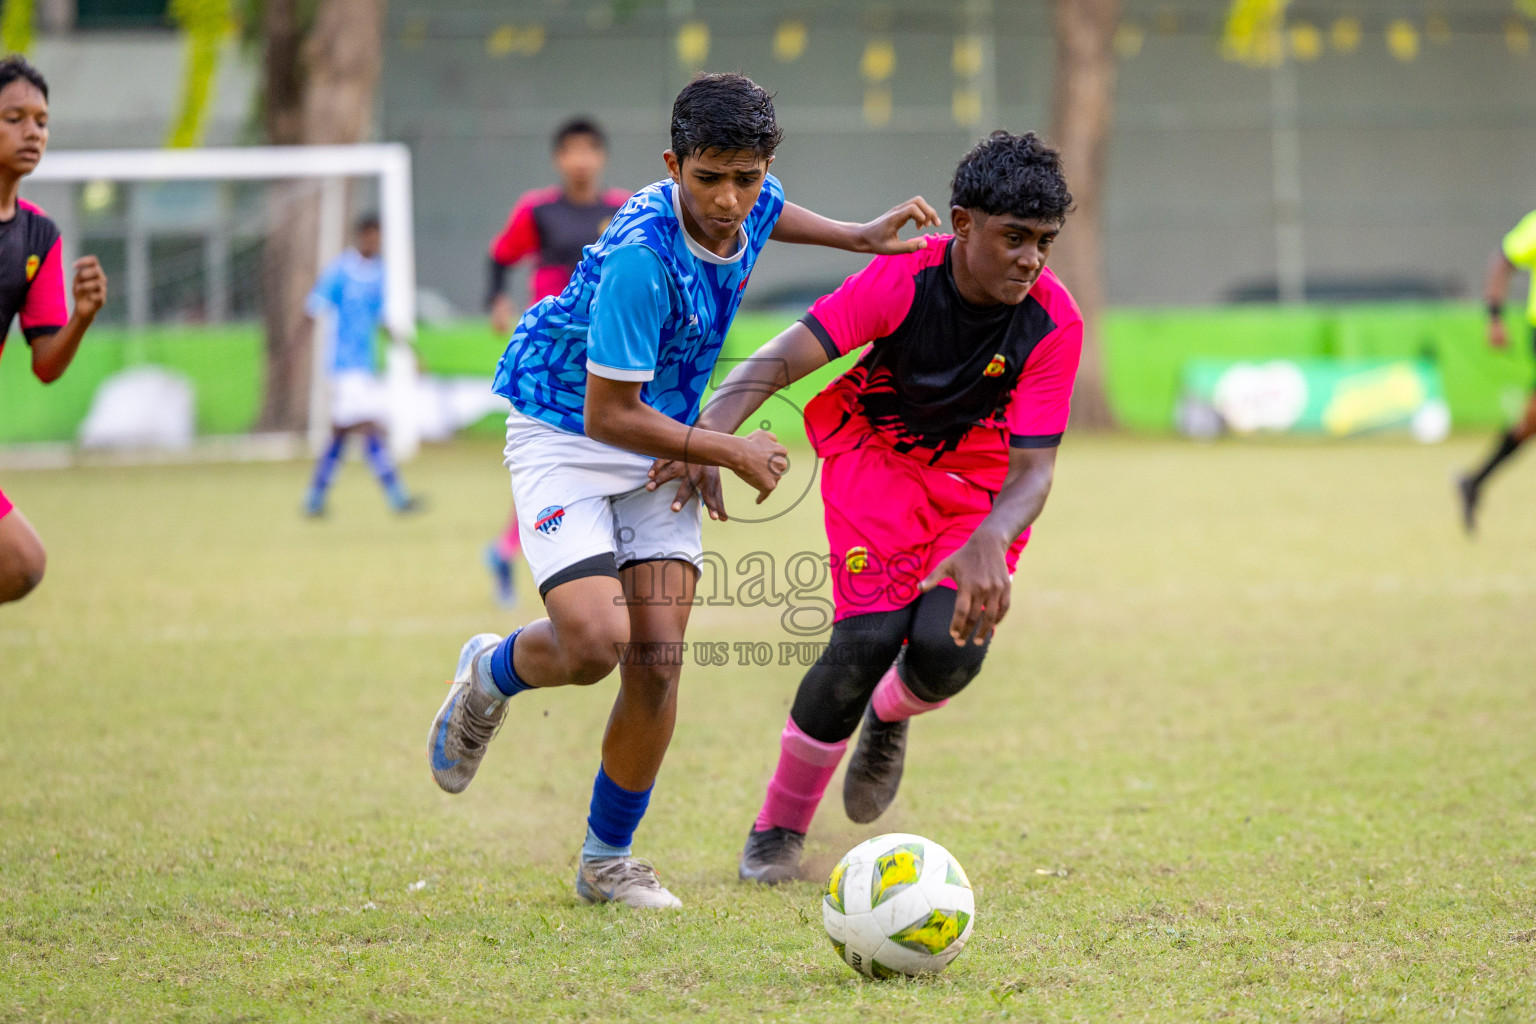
822, 833, 975, 978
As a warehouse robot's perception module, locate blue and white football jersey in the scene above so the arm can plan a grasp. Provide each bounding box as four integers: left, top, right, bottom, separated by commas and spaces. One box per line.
305, 248, 385, 374
492, 174, 786, 434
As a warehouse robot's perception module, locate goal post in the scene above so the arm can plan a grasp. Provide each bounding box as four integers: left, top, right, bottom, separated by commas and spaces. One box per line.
29, 144, 422, 460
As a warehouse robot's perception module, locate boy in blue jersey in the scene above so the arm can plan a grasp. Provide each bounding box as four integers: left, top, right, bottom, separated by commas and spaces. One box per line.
301, 214, 419, 517
426, 73, 940, 909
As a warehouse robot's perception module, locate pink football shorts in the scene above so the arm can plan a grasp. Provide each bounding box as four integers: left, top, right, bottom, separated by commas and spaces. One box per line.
821, 440, 1029, 621
0, 483, 11, 521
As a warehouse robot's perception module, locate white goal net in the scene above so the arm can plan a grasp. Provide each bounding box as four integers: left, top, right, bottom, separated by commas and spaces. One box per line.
8, 144, 422, 461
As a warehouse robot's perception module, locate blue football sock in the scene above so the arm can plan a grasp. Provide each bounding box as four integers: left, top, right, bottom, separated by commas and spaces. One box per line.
363, 433, 409, 507
306, 434, 346, 506
484, 543, 515, 604
481, 627, 532, 698
583, 765, 651, 860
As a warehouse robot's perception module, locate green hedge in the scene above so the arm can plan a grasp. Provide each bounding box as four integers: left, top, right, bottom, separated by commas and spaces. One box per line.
0, 326, 265, 443
1, 305, 1529, 444
0, 323, 508, 444
1102, 305, 1533, 432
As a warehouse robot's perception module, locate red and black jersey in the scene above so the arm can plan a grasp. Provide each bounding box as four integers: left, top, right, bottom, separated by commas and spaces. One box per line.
800, 235, 1083, 492
0, 198, 67, 367
488, 186, 631, 309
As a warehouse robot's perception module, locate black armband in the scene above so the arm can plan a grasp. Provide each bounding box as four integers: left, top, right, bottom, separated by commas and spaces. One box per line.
1488, 301, 1504, 320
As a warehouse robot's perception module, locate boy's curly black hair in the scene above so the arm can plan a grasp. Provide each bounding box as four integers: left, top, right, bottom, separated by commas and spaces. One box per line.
950, 131, 1072, 222
0, 53, 47, 100
670, 72, 782, 162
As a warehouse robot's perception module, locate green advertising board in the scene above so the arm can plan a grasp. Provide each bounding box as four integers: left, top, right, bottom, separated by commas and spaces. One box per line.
1178, 358, 1450, 441
0, 304, 1528, 446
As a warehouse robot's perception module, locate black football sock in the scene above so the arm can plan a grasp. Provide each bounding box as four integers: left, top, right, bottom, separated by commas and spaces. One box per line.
1467, 430, 1523, 490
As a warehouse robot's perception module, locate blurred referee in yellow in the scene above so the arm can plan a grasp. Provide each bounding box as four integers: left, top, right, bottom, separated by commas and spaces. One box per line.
1458, 209, 1536, 533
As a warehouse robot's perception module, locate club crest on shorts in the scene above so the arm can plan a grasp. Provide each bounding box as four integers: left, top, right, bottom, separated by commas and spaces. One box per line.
24, 255, 39, 281
534, 505, 566, 536
984, 354, 1007, 377
845, 546, 868, 573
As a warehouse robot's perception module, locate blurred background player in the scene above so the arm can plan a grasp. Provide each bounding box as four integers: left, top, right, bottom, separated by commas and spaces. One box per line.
0, 55, 107, 605
426, 73, 940, 910
482, 118, 630, 605
301, 213, 420, 518
1457, 208, 1536, 533
647, 132, 1081, 883
486, 117, 629, 335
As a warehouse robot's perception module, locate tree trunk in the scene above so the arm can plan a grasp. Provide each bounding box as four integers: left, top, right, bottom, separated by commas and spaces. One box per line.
255, 0, 385, 434
301, 0, 384, 146
256, 182, 320, 432
1050, 0, 1121, 431
261, 0, 305, 147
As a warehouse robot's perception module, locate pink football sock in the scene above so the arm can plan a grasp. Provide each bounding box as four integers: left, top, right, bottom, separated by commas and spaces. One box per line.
495, 515, 522, 560
870, 661, 948, 723
754, 718, 848, 834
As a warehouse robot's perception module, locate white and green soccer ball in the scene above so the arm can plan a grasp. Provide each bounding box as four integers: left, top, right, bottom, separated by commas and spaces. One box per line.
822, 832, 975, 979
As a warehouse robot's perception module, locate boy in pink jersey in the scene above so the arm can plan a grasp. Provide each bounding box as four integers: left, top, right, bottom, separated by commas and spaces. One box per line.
647, 131, 1081, 881
0, 55, 108, 605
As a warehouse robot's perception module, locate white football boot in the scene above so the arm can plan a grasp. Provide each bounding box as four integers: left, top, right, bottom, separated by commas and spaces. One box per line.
427, 633, 507, 794
575, 857, 683, 909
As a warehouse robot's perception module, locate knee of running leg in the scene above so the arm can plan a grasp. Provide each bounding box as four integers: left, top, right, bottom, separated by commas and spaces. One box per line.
903, 634, 986, 702
23, 551, 43, 594
621, 659, 681, 709
565, 645, 620, 685
0, 548, 44, 603
558, 624, 624, 685
788, 692, 864, 744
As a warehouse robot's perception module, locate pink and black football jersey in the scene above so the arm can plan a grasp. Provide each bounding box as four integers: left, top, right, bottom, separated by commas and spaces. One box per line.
0, 198, 67, 368
490, 186, 631, 308
801, 235, 1082, 491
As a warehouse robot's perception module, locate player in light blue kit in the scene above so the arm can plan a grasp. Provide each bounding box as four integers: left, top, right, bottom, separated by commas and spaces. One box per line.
301, 213, 419, 517
426, 73, 940, 908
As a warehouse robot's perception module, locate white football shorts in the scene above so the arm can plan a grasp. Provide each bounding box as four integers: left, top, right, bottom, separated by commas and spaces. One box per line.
503, 407, 704, 597
330, 370, 389, 429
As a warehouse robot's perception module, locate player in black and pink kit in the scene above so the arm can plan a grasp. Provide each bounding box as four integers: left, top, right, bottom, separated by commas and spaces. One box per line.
0, 55, 108, 605
648, 132, 1080, 882
486, 118, 630, 334
483, 118, 630, 605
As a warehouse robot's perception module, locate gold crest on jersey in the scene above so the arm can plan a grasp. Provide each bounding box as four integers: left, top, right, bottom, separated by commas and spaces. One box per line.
845, 546, 868, 573
983, 354, 1006, 377
25, 254, 39, 281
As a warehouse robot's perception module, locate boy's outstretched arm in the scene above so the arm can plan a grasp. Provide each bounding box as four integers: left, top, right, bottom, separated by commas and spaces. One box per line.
770, 198, 940, 255
646, 321, 829, 518
920, 446, 1057, 647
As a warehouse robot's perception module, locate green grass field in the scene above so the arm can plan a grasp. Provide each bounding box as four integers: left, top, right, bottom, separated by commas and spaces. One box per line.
3, 436, 1534, 1022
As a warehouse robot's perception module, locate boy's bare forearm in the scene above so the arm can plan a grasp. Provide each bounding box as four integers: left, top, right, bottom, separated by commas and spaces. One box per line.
586, 376, 745, 470
29, 314, 92, 383
1485, 250, 1515, 307
970, 448, 1057, 551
